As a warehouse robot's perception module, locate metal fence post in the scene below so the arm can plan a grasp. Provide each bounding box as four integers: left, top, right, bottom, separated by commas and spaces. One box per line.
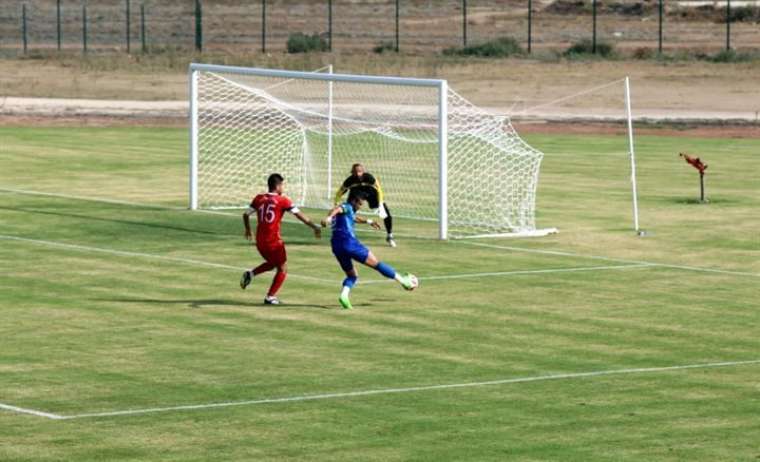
82, 4, 88, 53
261, 0, 266, 53
195, 0, 202, 52
22, 4, 28, 54
395, 0, 400, 52
726, 0, 731, 50
126, 0, 131, 53
56, 0, 62, 50
462, 0, 467, 47
658, 0, 663, 54
592, 0, 597, 53
328, 0, 333, 51
528, 0, 532, 53
141, 3, 146, 52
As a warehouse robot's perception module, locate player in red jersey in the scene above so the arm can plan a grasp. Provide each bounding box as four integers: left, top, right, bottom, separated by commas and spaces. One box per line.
240, 173, 321, 305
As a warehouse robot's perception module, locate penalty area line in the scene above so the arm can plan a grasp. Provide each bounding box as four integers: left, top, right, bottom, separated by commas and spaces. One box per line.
0, 234, 655, 287
361, 263, 653, 284
0, 234, 333, 285
0, 402, 63, 420
4, 187, 757, 279
459, 241, 760, 279
55, 359, 760, 420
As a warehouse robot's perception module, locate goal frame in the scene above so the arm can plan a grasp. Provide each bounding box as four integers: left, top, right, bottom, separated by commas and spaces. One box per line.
188, 63, 451, 239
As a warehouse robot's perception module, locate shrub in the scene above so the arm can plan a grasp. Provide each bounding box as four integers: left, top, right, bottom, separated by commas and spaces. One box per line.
443, 37, 523, 58
708, 49, 756, 63
563, 39, 616, 58
373, 41, 396, 54
286, 32, 328, 54
632, 47, 655, 60
728, 5, 760, 23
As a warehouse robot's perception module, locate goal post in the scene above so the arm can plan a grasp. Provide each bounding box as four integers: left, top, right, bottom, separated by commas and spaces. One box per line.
507, 76, 643, 236
438, 79, 448, 241
189, 67, 199, 211
188, 63, 553, 240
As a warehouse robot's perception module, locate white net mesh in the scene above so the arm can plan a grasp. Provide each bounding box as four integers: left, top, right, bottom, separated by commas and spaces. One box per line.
193, 66, 545, 238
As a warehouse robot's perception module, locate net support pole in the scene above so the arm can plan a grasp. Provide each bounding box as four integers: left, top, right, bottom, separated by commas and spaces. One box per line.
625, 76, 640, 234
189, 69, 199, 210
700, 172, 705, 202
326, 64, 334, 202
438, 80, 449, 240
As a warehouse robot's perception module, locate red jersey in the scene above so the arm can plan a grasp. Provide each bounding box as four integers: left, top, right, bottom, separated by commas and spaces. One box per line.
250, 193, 298, 246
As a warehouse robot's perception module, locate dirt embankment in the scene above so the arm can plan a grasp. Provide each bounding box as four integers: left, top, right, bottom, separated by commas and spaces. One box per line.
1, 55, 759, 135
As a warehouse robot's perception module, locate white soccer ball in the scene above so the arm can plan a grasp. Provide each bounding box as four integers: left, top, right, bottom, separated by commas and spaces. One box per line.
407, 274, 419, 291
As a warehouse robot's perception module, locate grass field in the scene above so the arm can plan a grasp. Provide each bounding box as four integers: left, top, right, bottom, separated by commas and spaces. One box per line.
1, 126, 759, 461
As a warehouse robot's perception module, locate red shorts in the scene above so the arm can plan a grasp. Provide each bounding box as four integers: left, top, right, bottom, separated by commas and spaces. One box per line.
257, 241, 287, 266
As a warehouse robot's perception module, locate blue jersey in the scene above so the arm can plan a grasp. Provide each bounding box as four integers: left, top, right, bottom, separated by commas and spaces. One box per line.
331, 202, 357, 243
330, 202, 370, 271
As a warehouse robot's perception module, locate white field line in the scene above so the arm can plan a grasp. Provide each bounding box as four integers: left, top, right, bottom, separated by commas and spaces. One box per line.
0, 402, 63, 420
48, 359, 760, 420
0, 234, 333, 284
3, 187, 758, 279
177, 209, 760, 279
361, 263, 654, 284
0, 234, 655, 285
459, 241, 760, 278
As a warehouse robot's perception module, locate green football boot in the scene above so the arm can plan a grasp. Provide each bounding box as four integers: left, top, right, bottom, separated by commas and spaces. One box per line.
339, 293, 353, 310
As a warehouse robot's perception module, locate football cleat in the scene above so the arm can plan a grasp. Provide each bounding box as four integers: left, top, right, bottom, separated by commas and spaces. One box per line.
240, 270, 252, 290
264, 296, 281, 305
386, 236, 397, 248
339, 294, 353, 310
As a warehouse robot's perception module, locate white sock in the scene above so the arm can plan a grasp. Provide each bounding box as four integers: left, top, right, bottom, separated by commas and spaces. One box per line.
341, 286, 351, 298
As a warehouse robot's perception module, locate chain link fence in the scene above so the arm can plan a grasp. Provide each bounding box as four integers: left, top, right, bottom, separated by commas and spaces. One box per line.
1, 0, 758, 55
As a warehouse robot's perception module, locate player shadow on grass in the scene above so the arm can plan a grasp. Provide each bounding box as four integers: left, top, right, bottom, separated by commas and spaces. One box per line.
96, 297, 340, 310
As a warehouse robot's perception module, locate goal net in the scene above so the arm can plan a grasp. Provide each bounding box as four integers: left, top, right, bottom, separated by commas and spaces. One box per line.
189, 64, 553, 239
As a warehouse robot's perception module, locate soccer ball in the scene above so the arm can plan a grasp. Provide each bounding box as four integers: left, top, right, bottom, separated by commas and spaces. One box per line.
406, 274, 419, 291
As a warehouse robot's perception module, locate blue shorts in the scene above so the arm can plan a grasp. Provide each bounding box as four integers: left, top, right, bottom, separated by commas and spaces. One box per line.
331, 238, 369, 272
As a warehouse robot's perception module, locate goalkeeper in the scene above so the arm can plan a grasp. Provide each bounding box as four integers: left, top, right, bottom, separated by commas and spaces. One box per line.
334, 163, 396, 247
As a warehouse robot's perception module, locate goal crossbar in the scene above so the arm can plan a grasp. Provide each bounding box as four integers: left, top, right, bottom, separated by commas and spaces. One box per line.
189, 63, 445, 88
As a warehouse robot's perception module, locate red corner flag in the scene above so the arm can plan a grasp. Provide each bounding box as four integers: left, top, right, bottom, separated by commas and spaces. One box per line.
679, 153, 708, 175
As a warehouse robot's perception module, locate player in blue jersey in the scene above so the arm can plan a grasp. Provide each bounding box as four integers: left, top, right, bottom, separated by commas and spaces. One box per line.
321, 189, 417, 310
